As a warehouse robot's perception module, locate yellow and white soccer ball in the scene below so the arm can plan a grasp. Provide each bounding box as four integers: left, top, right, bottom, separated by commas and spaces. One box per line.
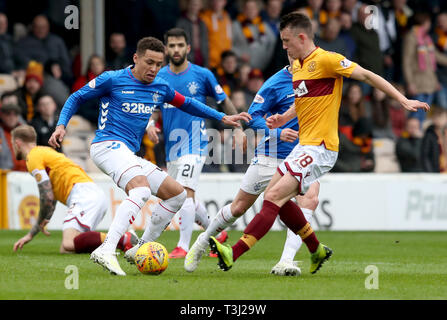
135, 242, 169, 275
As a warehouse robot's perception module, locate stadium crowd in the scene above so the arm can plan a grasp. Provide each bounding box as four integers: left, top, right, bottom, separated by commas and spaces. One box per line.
1, 0, 447, 174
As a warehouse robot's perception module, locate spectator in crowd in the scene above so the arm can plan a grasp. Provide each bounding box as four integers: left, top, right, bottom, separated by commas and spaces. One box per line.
230, 88, 248, 113
338, 10, 356, 60
339, 82, 367, 130
421, 107, 447, 172
9, 61, 44, 123
30, 95, 60, 151
262, 0, 288, 77
232, 0, 276, 72
1, 92, 19, 108
213, 50, 241, 97
0, 117, 13, 169
387, 82, 408, 138
326, 0, 342, 19
106, 33, 132, 70
13, 22, 27, 43
392, 0, 413, 32
261, 0, 284, 37
0, 13, 16, 74
350, 4, 384, 95
315, 18, 348, 57
200, 0, 233, 69
333, 117, 375, 172
0, 104, 26, 171
433, 12, 447, 109
370, 87, 397, 139
72, 54, 106, 92
403, 12, 447, 125
15, 15, 72, 86
378, 0, 413, 82
336, 82, 375, 172
395, 117, 423, 172
303, 0, 328, 36
263, 32, 289, 78
41, 59, 70, 110
352, 117, 375, 172
176, 0, 209, 67
342, 0, 363, 23
243, 68, 264, 107
239, 62, 252, 89
71, 54, 106, 126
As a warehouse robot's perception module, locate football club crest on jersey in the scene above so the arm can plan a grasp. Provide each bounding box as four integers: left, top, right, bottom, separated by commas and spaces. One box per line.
187, 81, 199, 95
308, 61, 316, 72
152, 91, 160, 103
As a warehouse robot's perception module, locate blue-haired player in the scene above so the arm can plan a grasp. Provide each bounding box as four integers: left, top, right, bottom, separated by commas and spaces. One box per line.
49, 36, 251, 276
185, 55, 320, 276
145, 28, 242, 259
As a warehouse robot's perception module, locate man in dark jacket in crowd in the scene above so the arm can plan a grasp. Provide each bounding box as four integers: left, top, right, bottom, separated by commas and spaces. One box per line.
396, 117, 423, 172
30, 95, 61, 152
421, 108, 447, 172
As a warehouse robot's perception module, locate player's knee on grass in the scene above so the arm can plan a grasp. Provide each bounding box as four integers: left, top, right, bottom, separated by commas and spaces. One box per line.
60, 239, 75, 253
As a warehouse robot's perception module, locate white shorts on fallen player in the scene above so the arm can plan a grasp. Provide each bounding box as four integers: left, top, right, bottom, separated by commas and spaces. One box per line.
278, 144, 338, 195
90, 140, 168, 193
63, 182, 108, 232
167, 154, 206, 191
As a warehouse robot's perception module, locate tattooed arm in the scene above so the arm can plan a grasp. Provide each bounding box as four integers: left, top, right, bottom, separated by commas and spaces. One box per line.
13, 180, 56, 251
29, 180, 57, 236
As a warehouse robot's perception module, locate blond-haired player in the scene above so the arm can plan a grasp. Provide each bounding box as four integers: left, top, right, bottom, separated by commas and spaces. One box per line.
11, 125, 137, 254
209, 12, 430, 274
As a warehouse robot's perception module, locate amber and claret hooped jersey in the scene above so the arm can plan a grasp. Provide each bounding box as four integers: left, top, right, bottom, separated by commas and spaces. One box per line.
292, 47, 357, 152
26, 146, 92, 204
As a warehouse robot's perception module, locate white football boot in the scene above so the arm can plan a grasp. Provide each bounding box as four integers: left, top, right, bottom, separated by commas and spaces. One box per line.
124, 243, 141, 265
184, 233, 208, 272
90, 247, 126, 276
270, 260, 301, 276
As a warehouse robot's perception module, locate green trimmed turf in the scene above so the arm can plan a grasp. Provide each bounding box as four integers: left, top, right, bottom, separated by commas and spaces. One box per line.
0, 230, 446, 300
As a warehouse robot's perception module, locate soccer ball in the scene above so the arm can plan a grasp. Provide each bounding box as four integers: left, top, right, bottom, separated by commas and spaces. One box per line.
135, 242, 169, 275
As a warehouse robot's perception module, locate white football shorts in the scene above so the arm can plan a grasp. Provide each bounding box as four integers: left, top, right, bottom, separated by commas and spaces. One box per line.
63, 182, 108, 232
167, 154, 206, 191
240, 155, 283, 195
278, 144, 338, 195
90, 140, 168, 194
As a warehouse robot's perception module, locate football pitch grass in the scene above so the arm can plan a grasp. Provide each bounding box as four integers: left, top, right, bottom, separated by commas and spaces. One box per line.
0, 230, 446, 300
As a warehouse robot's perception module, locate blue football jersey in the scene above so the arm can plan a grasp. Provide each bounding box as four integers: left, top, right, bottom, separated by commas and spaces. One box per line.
248, 66, 299, 159
58, 67, 179, 152
157, 62, 227, 162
